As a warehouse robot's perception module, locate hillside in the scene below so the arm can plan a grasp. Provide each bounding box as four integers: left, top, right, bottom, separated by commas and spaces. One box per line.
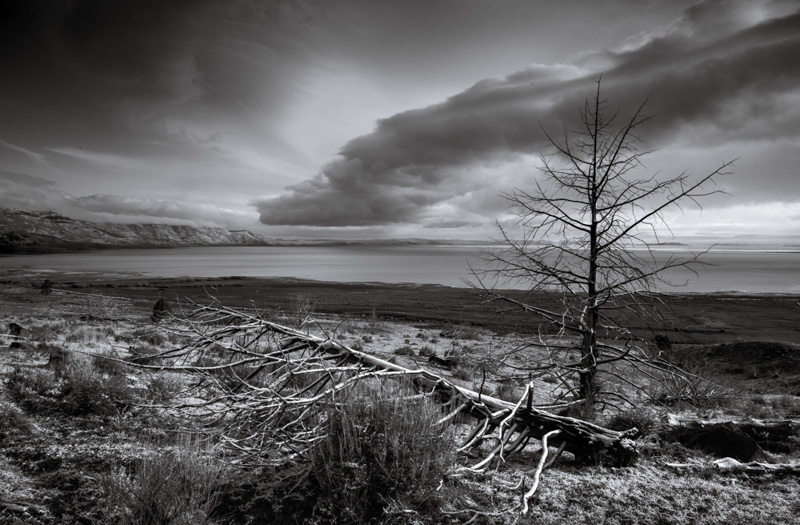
0, 208, 268, 254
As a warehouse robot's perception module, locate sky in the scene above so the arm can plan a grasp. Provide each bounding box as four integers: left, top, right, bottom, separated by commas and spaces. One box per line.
1, 0, 799, 240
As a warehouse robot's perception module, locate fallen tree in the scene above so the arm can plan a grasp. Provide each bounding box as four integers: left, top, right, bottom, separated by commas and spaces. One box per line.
131, 300, 639, 469
665, 458, 800, 477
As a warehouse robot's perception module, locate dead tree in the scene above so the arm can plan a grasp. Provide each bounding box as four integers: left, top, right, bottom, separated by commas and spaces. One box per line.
473, 79, 735, 408
135, 300, 638, 469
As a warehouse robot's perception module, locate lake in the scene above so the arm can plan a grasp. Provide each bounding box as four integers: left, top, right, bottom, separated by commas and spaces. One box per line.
1, 244, 799, 294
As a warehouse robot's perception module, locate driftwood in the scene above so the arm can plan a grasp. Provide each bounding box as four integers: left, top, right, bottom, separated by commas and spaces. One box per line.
521, 429, 560, 515
141, 301, 638, 468
0, 499, 49, 516
665, 458, 800, 476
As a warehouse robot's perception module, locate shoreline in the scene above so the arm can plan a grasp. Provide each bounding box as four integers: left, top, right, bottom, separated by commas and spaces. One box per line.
4, 271, 800, 298
3, 274, 798, 345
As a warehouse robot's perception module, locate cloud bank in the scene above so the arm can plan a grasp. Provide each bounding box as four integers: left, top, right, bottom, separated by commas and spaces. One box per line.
0, 171, 258, 229
255, 0, 800, 232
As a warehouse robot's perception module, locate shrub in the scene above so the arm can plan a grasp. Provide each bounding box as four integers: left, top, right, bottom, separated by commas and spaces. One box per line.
59, 358, 134, 416
151, 298, 170, 323
92, 350, 126, 376
65, 325, 100, 344
5, 366, 59, 412
443, 349, 463, 369
7, 357, 133, 417
102, 440, 229, 525
605, 408, 662, 438
451, 366, 471, 381
40, 343, 70, 374
394, 345, 415, 356
128, 344, 163, 366
418, 345, 435, 358
494, 380, 520, 403
0, 400, 31, 434
146, 374, 182, 404
306, 381, 456, 523
126, 328, 168, 348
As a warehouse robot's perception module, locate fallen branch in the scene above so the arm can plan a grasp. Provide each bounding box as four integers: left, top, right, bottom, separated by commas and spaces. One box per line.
522, 429, 560, 515
0, 499, 49, 516
136, 301, 638, 467
664, 458, 800, 476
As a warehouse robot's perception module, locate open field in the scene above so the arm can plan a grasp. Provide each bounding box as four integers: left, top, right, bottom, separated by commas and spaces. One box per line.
1, 277, 799, 524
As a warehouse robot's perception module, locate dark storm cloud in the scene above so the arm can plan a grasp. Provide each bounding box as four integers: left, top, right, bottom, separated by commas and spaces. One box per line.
0, 0, 308, 157
256, 1, 800, 227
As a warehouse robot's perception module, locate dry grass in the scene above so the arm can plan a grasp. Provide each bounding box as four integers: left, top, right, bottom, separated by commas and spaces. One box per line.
1, 282, 799, 524
102, 438, 230, 525
304, 381, 457, 523
529, 463, 800, 524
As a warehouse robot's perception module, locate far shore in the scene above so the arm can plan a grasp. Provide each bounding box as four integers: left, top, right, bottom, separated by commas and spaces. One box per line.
3, 274, 798, 345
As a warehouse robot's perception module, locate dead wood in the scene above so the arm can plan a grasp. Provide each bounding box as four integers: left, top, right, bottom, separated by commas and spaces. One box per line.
138, 302, 638, 468
665, 458, 800, 476
0, 499, 49, 516
522, 429, 560, 515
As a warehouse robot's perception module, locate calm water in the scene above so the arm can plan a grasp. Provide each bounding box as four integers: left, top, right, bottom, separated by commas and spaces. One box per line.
1, 245, 799, 294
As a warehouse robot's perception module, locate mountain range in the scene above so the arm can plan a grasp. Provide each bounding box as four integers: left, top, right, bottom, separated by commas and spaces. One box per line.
0, 208, 501, 255
0, 208, 268, 254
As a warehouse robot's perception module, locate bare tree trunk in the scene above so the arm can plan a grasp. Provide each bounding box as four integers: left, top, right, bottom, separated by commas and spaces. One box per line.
139, 304, 640, 467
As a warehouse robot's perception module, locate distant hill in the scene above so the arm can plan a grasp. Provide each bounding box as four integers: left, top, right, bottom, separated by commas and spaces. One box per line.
0, 208, 269, 254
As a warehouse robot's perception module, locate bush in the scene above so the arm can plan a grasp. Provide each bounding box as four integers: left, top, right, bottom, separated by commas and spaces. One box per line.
605, 408, 662, 438
92, 350, 126, 376
59, 358, 134, 416
306, 382, 456, 523
450, 366, 471, 381
128, 344, 163, 366
6, 350, 134, 417
394, 345, 415, 356
126, 328, 168, 348
151, 298, 170, 323
102, 440, 229, 525
494, 380, 520, 402
0, 400, 31, 434
5, 366, 59, 412
146, 374, 182, 404
418, 345, 435, 358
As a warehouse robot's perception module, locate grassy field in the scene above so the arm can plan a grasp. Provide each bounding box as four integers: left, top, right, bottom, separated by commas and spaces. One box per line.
1, 278, 799, 524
